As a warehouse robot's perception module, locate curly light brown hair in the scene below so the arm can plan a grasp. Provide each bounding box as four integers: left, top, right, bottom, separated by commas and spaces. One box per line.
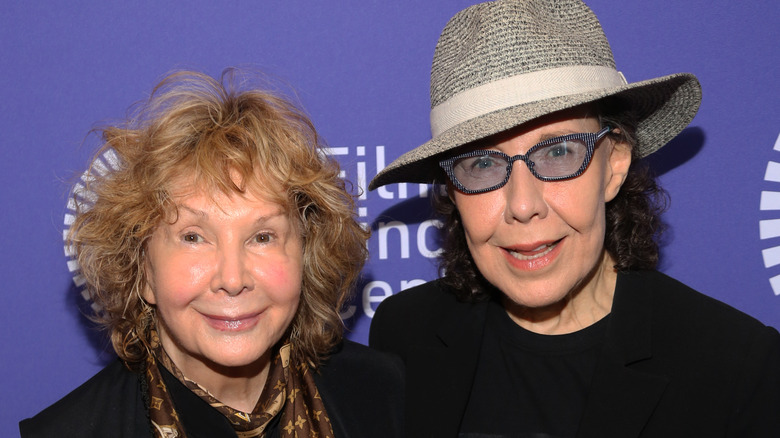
436, 97, 669, 301
69, 69, 369, 367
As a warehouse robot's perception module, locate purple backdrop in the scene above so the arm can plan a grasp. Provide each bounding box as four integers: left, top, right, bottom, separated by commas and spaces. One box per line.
2, 1, 778, 435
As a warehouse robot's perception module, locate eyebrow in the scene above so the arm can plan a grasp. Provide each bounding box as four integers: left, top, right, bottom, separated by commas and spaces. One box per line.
177, 204, 208, 219
536, 130, 585, 142
470, 130, 582, 152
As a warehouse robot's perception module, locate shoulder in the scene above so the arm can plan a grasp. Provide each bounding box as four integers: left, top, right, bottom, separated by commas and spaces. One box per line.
616, 270, 780, 368
19, 360, 148, 438
615, 270, 780, 431
315, 340, 404, 438
375, 278, 454, 315
621, 270, 774, 336
369, 279, 465, 342
318, 339, 404, 384
369, 278, 488, 360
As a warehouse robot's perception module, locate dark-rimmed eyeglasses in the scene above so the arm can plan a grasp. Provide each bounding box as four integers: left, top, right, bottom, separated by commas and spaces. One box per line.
439, 126, 612, 194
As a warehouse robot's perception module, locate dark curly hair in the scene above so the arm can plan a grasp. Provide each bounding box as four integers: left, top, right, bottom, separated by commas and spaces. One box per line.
436, 98, 669, 301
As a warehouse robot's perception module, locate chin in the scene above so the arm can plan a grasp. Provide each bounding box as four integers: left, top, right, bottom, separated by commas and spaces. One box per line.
507, 295, 567, 310
205, 345, 270, 368
499, 280, 571, 307
208, 354, 268, 372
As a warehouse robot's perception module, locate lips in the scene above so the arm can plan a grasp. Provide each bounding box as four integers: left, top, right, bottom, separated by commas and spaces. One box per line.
502, 238, 563, 270
202, 312, 261, 332
507, 241, 558, 260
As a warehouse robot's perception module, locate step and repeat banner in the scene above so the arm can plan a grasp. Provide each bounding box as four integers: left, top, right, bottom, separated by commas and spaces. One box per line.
1, 1, 778, 434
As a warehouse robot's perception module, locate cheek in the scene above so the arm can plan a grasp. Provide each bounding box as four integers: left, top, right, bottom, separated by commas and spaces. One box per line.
148, 257, 211, 307
256, 257, 303, 304
454, 192, 504, 240
546, 178, 608, 248
553, 187, 604, 227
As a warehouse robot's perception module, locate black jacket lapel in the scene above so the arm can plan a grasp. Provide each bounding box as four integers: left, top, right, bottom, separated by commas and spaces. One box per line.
407, 294, 488, 437
577, 272, 669, 438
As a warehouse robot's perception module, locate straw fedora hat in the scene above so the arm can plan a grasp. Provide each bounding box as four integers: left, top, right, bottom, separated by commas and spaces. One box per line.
369, 0, 702, 190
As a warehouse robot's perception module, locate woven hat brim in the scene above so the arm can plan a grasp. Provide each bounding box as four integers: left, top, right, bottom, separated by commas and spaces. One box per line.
369, 72, 701, 190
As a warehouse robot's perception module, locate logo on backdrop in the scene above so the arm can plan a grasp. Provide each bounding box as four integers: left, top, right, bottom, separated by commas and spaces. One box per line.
324, 145, 443, 320
63, 145, 443, 318
759, 132, 780, 296
63, 148, 122, 312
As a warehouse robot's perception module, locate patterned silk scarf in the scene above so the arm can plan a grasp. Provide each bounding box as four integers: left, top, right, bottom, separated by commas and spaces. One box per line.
143, 330, 334, 438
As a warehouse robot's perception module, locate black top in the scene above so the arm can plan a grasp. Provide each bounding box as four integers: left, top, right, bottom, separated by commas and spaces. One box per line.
20, 339, 404, 438
460, 300, 608, 438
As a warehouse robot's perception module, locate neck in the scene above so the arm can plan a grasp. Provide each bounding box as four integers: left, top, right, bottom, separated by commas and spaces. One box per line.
163, 345, 272, 413
502, 251, 617, 335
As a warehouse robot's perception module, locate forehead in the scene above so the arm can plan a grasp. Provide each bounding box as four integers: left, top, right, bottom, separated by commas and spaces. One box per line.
163, 171, 289, 216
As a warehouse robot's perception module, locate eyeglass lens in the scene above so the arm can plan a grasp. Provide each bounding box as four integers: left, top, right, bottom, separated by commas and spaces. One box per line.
451, 137, 590, 191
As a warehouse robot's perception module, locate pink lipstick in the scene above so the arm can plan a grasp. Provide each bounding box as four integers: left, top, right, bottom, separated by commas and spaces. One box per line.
202, 312, 260, 332
502, 239, 562, 271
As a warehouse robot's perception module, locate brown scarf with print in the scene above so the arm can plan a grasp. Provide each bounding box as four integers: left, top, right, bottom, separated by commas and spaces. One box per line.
143, 330, 334, 438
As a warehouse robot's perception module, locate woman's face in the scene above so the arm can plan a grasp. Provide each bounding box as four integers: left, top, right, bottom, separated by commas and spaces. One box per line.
452, 110, 631, 314
143, 180, 303, 380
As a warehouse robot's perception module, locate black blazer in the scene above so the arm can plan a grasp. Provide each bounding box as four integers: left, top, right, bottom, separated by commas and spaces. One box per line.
20, 340, 404, 438
370, 270, 780, 437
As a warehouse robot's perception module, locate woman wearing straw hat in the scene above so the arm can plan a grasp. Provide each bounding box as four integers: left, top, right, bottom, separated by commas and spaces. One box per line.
369, 0, 780, 436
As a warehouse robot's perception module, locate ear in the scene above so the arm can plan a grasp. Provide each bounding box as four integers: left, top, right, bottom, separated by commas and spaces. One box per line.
141, 250, 157, 305
141, 283, 156, 305
604, 140, 632, 202
446, 181, 458, 205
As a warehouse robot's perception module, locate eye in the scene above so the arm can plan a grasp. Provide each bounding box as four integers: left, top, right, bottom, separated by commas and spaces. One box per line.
546, 142, 572, 158
476, 157, 494, 169
466, 154, 503, 171
181, 233, 203, 243
254, 233, 273, 244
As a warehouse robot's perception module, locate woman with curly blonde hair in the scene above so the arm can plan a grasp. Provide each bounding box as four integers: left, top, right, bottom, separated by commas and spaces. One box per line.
21, 69, 403, 438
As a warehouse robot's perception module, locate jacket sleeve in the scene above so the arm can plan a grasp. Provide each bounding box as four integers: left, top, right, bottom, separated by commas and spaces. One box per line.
725, 325, 780, 436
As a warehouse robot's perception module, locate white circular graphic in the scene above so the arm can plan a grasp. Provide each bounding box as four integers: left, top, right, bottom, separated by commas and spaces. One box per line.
63, 148, 121, 311
759, 132, 780, 296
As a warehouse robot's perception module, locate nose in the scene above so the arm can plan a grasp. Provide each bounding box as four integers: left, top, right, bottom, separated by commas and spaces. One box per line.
211, 245, 254, 296
503, 160, 548, 224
